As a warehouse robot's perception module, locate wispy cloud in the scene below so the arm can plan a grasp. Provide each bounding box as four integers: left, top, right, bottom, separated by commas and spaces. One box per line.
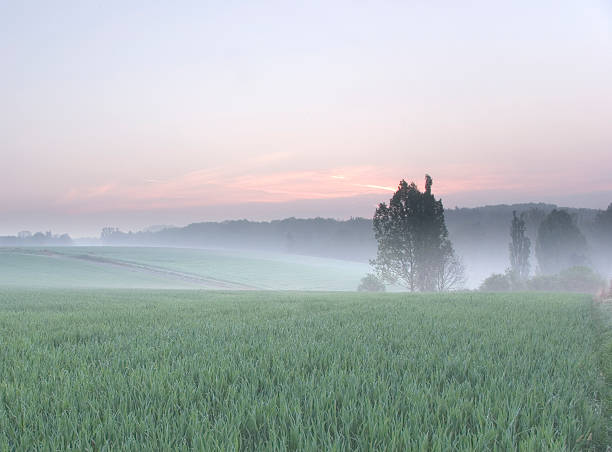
354, 184, 395, 192
57, 164, 585, 214
56, 165, 401, 213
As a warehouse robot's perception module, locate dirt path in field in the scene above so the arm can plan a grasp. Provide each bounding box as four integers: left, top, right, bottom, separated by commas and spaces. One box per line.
5, 248, 259, 290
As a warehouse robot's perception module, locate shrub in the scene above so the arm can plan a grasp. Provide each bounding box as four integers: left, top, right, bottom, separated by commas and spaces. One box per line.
557, 266, 605, 293
527, 266, 605, 294
527, 274, 560, 292
358, 274, 386, 292
479, 273, 511, 292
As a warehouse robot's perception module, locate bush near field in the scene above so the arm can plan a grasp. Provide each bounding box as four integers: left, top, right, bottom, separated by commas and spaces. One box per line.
480, 266, 606, 293
357, 274, 386, 292
479, 273, 512, 292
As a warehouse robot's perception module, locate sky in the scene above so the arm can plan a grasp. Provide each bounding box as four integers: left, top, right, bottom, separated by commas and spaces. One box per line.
1, 0, 611, 236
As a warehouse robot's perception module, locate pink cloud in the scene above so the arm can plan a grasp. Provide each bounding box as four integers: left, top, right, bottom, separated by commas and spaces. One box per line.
55, 165, 401, 213
55, 164, 605, 215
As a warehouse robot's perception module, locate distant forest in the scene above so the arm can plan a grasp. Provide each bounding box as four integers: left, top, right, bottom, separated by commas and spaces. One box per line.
0, 231, 72, 247
2, 202, 610, 286
96, 203, 612, 285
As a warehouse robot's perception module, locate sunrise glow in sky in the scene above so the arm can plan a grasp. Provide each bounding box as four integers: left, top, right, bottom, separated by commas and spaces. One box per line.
1, 1, 611, 235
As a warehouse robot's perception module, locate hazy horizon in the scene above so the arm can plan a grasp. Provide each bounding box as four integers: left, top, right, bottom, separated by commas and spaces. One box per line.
2, 1, 611, 236
2, 191, 610, 238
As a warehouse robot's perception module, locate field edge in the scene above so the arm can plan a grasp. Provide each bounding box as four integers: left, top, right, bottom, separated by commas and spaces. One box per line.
592, 298, 612, 448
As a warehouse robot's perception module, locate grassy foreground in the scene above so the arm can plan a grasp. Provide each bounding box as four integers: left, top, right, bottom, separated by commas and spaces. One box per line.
0, 290, 608, 450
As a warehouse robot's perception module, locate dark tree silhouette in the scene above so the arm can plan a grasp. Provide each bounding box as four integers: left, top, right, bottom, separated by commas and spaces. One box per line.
536, 209, 588, 275
371, 175, 464, 291
509, 210, 531, 282
593, 203, 612, 248
371, 181, 420, 291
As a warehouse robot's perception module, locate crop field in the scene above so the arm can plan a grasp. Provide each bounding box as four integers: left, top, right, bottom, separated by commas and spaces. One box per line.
0, 247, 369, 290
0, 289, 609, 450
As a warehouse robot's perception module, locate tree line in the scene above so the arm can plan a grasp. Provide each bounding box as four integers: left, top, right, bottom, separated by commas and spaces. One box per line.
97, 181, 611, 292
361, 176, 611, 293
0, 231, 72, 246
480, 205, 612, 293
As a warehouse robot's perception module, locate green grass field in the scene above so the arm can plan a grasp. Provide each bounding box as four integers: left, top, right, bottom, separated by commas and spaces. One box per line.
0, 247, 369, 290
0, 289, 609, 450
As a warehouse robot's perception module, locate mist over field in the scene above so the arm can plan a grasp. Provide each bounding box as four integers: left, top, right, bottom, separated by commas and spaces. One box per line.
2, 0, 611, 292
3, 202, 610, 290
2, 1, 612, 449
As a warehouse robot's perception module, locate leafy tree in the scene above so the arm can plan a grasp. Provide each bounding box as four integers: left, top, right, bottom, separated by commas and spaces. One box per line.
371, 175, 464, 291
592, 203, 612, 249
509, 211, 530, 282
535, 210, 588, 275
595, 203, 612, 229
101, 227, 120, 240
416, 175, 455, 291
371, 181, 420, 291
435, 253, 467, 292
357, 274, 386, 292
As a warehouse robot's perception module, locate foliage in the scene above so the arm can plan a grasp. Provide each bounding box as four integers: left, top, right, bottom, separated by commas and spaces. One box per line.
357, 273, 386, 292
509, 211, 530, 281
527, 266, 605, 294
526, 274, 560, 292
371, 175, 464, 291
0, 289, 608, 449
98, 217, 377, 262
434, 253, 467, 292
536, 209, 588, 275
0, 231, 72, 246
82, 204, 612, 282
593, 203, 612, 236
557, 266, 605, 293
592, 203, 612, 271
479, 273, 511, 292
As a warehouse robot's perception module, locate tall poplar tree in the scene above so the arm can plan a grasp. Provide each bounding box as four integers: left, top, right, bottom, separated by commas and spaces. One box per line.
509, 211, 531, 282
